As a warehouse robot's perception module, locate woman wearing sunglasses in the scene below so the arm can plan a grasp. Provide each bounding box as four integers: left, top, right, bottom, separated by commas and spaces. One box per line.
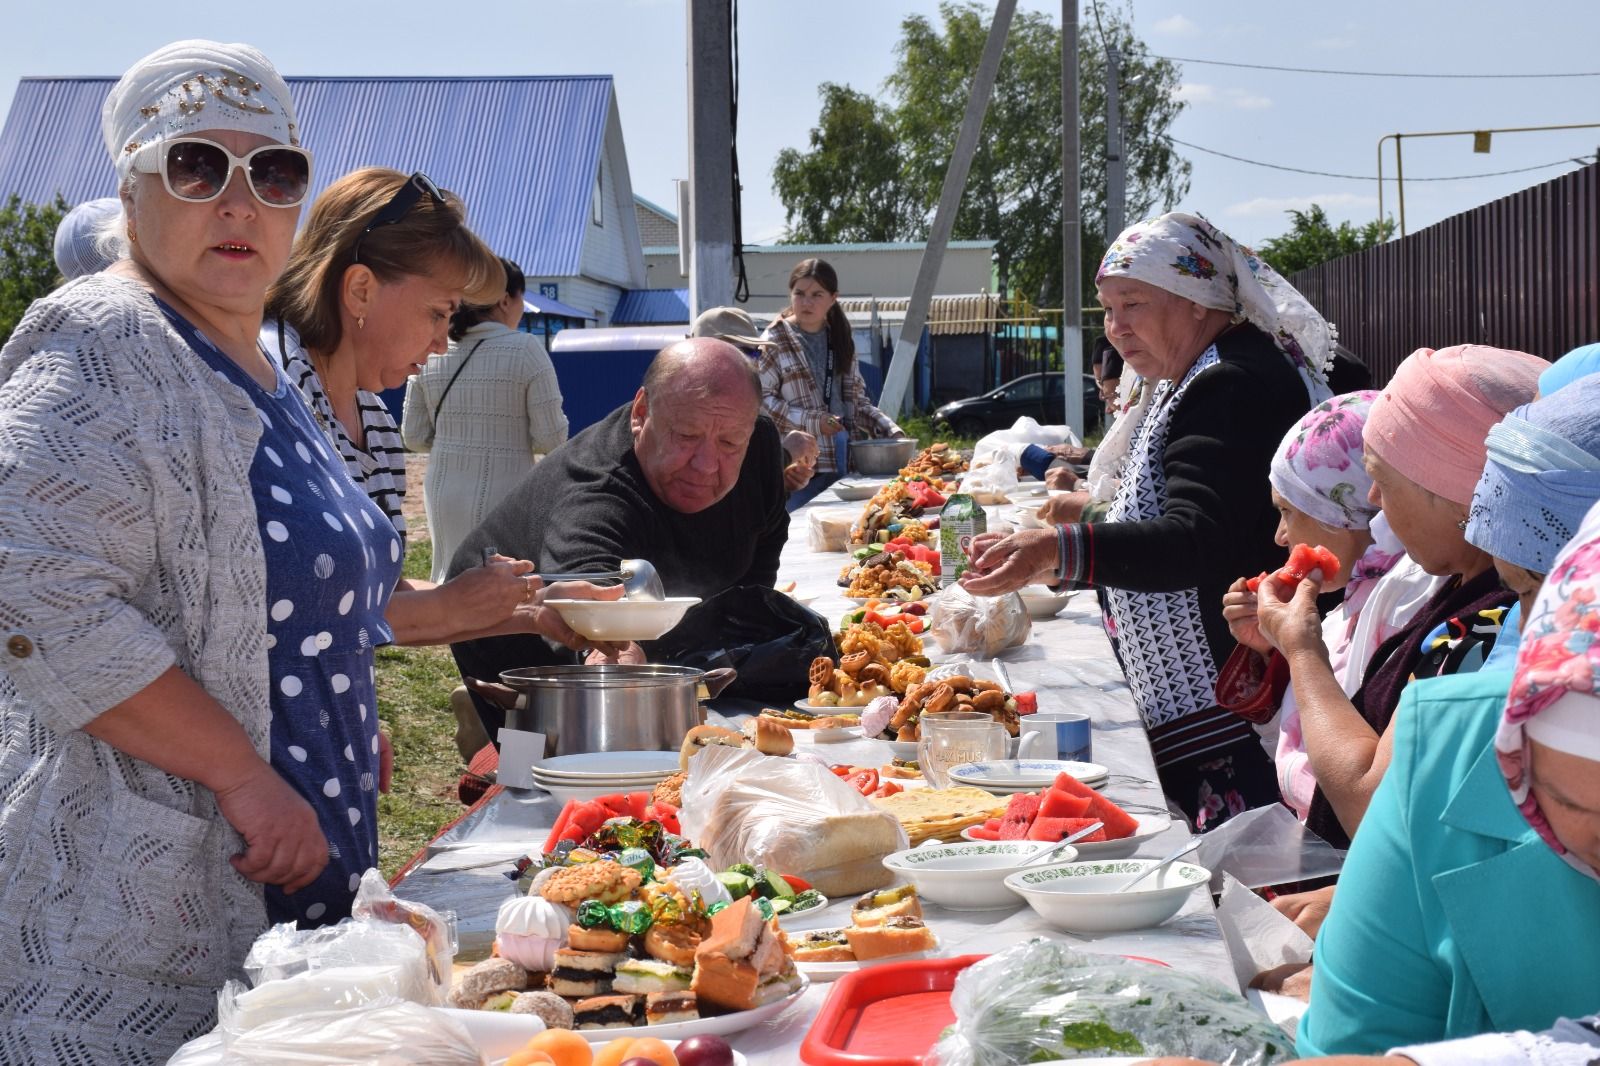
0, 40, 343, 1059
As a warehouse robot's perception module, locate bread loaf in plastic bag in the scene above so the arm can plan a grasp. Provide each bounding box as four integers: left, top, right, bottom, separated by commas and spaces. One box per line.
678, 744, 908, 896
928, 584, 1031, 657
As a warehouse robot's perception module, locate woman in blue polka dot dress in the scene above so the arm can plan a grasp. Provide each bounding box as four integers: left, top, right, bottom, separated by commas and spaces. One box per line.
160, 304, 400, 926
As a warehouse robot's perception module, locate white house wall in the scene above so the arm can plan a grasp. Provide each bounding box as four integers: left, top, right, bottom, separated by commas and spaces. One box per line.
579, 96, 647, 291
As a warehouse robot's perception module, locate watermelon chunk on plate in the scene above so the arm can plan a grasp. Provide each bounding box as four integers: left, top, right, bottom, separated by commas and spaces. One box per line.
1084, 794, 1140, 840
998, 793, 1041, 840
966, 824, 1002, 841
1039, 788, 1092, 819
1054, 817, 1109, 842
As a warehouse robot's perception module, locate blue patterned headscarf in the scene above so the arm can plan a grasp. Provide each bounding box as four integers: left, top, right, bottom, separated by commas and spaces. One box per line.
1466, 373, 1600, 574
1097, 211, 1335, 402
1539, 342, 1600, 397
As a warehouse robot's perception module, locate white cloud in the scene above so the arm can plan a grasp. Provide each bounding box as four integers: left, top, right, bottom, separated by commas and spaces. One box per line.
1222, 193, 1379, 219
1173, 83, 1273, 110
1152, 14, 1199, 35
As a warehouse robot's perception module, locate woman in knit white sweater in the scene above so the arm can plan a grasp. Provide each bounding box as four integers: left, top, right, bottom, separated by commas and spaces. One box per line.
403, 257, 568, 582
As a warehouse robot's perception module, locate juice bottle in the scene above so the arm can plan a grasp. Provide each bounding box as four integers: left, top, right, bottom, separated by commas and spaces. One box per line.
938, 493, 986, 586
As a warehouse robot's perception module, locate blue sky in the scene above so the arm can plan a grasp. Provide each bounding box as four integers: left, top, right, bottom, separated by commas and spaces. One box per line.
5, 0, 1598, 248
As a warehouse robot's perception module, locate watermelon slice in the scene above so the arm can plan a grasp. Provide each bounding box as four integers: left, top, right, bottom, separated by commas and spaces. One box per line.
1026, 816, 1077, 842
982, 818, 1002, 832
966, 825, 1001, 841
1039, 788, 1092, 819
1055, 817, 1109, 842
1052, 772, 1099, 801
626, 792, 649, 820
1084, 794, 1140, 840
998, 793, 1041, 840
567, 799, 611, 838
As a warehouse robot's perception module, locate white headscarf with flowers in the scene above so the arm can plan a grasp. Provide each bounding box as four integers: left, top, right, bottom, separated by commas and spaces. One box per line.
1096, 212, 1335, 402
1497, 496, 1600, 882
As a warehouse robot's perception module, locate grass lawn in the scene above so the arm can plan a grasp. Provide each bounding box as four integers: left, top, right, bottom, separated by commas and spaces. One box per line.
375, 536, 472, 878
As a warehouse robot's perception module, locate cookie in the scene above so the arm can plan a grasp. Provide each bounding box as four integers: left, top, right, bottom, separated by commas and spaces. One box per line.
538, 862, 643, 905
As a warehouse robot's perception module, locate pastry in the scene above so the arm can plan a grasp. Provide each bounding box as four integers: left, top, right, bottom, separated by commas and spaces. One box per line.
643, 920, 704, 967
790, 928, 854, 963
572, 993, 640, 1030
447, 957, 529, 1009
664, 857, 732, 911
568, 922, 630, 953
493, 895, 570, 972
538, 862, 642, 905
644, 990, 699, 1025
851, 884, 922, 926
547, 947, 625, 998
740, 716, 795, 756
679, 724, 746, 771
612, 957, 693, 995
509, 990, 575, 1029
844, 915, 936, 960
652, 770, 687, 808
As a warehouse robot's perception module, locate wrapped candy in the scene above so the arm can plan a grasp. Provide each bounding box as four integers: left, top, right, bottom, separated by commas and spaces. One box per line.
574, 898, 656, 935
616, 848, 656, 882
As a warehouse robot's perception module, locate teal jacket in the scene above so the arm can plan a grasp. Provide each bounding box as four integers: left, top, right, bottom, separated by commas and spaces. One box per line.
1298, 671, 1600, 1056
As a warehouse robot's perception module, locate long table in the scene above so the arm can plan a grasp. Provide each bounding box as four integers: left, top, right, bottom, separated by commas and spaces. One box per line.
394, 486, 1234, 1062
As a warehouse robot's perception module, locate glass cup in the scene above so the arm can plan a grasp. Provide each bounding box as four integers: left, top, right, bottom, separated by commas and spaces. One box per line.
917, 711, 1009, 788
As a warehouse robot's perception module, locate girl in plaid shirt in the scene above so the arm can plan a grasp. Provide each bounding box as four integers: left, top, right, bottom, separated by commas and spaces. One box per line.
756, 258, 903, 478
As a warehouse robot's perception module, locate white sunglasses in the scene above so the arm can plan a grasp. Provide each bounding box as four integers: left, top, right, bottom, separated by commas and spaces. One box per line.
133, 137, 313, 208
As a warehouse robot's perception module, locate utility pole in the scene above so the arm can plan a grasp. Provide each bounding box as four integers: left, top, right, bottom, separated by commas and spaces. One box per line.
1059, 1, 1084, 435
1104, 44, 1125, 242
878, 0, 1018, 418
685, 0, 733, 315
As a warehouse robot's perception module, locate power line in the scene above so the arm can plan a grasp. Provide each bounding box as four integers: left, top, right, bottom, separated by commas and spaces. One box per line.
1152, 54, 1600, 79
1162, 135, 1583, 182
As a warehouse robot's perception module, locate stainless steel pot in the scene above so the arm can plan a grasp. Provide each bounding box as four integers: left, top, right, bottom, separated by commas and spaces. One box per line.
493, 664, 733, 758
851, 437, 919, 474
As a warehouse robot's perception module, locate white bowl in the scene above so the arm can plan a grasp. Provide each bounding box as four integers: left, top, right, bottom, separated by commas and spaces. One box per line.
1004, 859, 1210, 933
882, 840, 1070, 910
1017, 586, 1076, 619
543, 597, 700, 641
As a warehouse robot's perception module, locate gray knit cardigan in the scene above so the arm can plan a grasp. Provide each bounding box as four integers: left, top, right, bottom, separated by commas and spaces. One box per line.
0, 274, 272, 1063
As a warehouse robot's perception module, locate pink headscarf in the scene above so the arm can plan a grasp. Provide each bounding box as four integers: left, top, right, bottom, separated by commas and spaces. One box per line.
1363, 345, 1546, 505
1496, 497, 1600, 883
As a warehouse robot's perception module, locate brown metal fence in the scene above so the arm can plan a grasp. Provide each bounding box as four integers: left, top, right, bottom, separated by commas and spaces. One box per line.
1289, 161, 1600, 387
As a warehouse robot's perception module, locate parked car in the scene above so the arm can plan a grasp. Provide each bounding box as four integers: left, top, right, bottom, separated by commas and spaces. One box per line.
932, 372, 1104, 438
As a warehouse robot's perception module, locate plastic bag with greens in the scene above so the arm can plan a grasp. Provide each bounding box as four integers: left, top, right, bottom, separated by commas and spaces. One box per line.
929, 939, 1293, 1065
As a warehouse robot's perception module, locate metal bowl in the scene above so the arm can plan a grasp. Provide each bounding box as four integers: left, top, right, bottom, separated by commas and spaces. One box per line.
499, 664, 707, 758
851, 437, 919, 475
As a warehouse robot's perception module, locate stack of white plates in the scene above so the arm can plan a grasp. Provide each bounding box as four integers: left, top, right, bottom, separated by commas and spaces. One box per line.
527, 750, 680, 803
947, 758, 1110, 794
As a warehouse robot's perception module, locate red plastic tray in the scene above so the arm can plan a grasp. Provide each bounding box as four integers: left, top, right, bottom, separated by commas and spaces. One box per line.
799, 954, 985, 1065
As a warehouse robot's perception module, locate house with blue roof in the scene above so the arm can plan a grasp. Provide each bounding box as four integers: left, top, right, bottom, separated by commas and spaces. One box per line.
0, 74, 647, 324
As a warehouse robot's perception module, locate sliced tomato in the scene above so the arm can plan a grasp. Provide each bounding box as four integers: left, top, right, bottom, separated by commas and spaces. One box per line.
830, 765, 856, 777
780, 873, 813, 892
903, 617, 926, 635
870, 781, 905, 799
844, 768, 880, 795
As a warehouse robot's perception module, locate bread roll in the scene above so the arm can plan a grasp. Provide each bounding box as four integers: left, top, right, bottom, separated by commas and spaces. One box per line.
741, 717, 794, 756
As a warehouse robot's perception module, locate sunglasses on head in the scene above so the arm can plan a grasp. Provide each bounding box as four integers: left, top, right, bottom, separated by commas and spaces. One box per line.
352, 172, 446, 264
134, 137, 313, 208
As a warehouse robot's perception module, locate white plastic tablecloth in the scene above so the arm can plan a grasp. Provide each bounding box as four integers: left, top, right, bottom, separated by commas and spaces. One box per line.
394, 486, 1236, 1063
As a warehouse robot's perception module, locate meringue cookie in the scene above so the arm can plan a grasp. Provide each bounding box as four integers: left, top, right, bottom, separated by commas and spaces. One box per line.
861, 694, 900, 739
665, 856, 732, 908
493, 894, 570, 971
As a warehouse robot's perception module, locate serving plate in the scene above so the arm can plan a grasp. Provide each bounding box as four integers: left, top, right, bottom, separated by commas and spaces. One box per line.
456, 1009, 757, 1062
833, 477, 892, 501
948, 759, 1109, 789
544, 597, 701, 641
530, 751, 681, 779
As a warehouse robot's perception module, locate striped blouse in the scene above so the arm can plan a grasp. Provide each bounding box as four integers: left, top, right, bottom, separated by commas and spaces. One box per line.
263, 320, 409, 545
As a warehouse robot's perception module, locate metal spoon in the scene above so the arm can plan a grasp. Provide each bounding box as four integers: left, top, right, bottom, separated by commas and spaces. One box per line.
1117, 836, 1202, 893
1015, 821, 1105, 867
484, 549, 666, 601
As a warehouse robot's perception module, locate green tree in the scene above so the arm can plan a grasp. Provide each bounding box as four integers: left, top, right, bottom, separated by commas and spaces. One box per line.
0, 194, 68, 343
1254, 204, 1395, 276
772, 84, 918, 243
771, 1, 1189, 306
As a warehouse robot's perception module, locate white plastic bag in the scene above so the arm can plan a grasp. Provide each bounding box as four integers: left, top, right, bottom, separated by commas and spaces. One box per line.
929, 939, 1294, 1065
1194, 803, 1346, 891
232, 923, 435, 1030
351, 867, 457, 998
928, 584, 1032, 657
168, 999, 484, 1065
677, 745, 908, 896
964, 417, 1082, 501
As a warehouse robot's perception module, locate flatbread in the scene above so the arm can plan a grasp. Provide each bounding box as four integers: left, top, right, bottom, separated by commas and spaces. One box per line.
869, 786, 1007, 845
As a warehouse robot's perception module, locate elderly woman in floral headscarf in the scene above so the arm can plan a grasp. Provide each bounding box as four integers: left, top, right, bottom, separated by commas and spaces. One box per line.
1295, 492, 1600, 1058
1217, 392, 1443, 821
963, 212, 1330, 828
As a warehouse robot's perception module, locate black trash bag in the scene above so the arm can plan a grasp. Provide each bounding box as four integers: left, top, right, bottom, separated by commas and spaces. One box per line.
648, 585, 835, 703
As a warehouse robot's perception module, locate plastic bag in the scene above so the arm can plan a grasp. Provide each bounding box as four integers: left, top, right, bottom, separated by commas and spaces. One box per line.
650, 585, 835, 703
928, 584, 1032, 657
929, 939, 1294, 1065
677, 744, 908, 896
352, 866, 457, 997
234, 922, 434, 1030
1194, 803, 1346, 891
168, 999, 484, 1065
808, 507, 857, 552
964, 417, 1082, 501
